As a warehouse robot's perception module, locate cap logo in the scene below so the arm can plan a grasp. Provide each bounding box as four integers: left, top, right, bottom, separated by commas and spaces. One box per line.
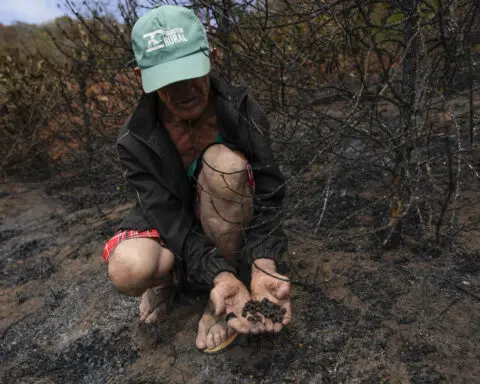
143, 27, 188, 53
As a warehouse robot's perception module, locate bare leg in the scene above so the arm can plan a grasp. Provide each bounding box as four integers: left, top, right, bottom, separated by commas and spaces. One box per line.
195, 144, 254, 350
108, 238, 175, 324
197, 144, 254, 260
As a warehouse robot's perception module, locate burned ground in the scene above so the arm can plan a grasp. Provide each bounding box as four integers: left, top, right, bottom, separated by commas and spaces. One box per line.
1, 178, 479, 384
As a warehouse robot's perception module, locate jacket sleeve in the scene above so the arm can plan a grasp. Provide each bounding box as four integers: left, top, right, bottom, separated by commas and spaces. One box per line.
117, 134, 236, 288
242, 95, 288, 263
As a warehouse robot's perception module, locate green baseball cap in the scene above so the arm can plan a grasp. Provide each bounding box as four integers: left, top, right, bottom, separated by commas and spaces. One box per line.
131, 5, 210, 93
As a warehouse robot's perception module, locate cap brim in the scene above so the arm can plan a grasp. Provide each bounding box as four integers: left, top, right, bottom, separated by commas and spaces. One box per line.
141, 50, 210, 93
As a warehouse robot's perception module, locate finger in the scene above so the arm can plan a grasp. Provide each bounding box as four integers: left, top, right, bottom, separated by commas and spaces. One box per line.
209, 289, 226, 317
265, 319, 274, 333
282, 301, 292, 326
274, 281, 291, 301
250, 322, 261, 334
252, 315, 266, 333
196, 319, 207, 350
273, 322, 283, 333
255, 321, 266, 333
228, 317, 250, 334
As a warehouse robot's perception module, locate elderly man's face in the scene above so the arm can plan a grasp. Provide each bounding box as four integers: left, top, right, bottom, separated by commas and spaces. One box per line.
157, 74, 211, 120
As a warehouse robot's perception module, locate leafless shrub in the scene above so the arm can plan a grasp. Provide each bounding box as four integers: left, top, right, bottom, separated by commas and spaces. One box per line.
2, 0, 479, 248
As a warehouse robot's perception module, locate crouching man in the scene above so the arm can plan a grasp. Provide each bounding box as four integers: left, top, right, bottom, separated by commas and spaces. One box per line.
102, 4, 291, 353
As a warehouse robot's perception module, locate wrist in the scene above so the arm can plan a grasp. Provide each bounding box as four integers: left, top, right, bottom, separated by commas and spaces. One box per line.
252, 258, 277, 274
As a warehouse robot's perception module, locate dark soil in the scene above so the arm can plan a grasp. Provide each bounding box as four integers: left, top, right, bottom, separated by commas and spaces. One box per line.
1, 182, 479, 384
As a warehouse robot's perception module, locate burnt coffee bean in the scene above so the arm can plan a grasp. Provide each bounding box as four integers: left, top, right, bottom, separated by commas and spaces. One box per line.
241, 298, 286, 324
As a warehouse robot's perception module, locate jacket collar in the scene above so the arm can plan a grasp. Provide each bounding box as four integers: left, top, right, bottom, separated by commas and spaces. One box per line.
124, 72, 248, 202
126, 90, 158, 140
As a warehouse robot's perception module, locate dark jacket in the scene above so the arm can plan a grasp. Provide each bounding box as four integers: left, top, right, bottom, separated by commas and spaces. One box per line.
116, 72, 288, 288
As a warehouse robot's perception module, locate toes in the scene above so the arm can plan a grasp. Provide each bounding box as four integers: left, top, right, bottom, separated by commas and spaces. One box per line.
139, 289, 155, 321
196, 319, 207, 350
139, 302, 152, 322
213, 326, 225, 347
197, 309, 238, 351
207, 330, 215, 350
219, 327, 227, 344
139, 287, 171, 323
144, 307, 161, 324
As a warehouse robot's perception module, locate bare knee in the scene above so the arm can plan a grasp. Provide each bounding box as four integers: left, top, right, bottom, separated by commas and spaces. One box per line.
198, 145, 254, 258
107, 238, 174, 296
201, 144, 250, 196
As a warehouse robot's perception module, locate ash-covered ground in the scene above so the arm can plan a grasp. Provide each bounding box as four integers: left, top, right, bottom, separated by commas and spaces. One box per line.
1, 179, 479, 384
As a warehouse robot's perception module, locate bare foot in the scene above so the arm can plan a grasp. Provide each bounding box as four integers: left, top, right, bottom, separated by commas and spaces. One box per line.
195, 310, 236, 351
139, 283, 171, 324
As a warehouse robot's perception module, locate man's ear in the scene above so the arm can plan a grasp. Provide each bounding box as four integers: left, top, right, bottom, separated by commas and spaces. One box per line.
134, 66, 141, 78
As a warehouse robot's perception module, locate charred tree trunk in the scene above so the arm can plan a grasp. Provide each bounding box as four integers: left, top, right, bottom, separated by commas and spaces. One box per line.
216, 0, 232, 83
385, 0, 421, 248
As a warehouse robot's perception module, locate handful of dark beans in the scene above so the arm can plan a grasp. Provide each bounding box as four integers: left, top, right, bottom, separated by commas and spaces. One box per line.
241, 298, 287, 323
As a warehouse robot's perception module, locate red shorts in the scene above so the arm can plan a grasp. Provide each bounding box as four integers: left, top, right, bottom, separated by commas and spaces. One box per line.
102, 229, 165, 262
103, 160, 255, 263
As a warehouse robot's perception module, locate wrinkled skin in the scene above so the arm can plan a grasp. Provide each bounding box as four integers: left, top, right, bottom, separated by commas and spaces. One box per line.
157, 75, 211, 121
